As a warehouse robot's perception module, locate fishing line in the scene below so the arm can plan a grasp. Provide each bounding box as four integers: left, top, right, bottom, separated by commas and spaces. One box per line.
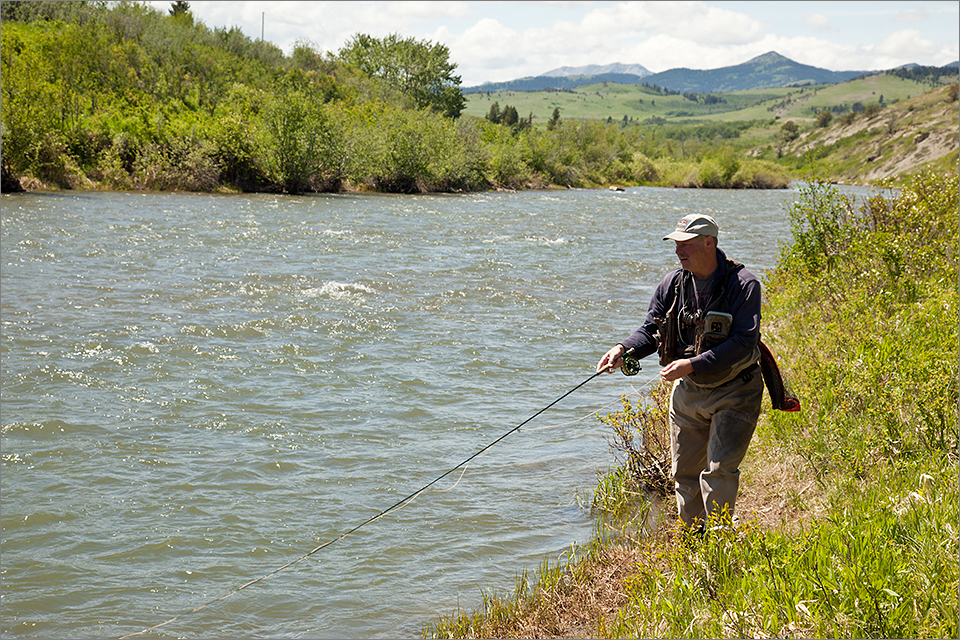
119, 365, 623, 639
520, 375, 658, 433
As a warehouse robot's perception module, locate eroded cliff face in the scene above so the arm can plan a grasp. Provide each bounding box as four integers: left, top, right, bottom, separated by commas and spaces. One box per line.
779, 84, 959, 185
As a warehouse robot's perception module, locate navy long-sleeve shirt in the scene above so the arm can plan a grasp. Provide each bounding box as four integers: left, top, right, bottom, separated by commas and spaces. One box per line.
620, 248, 761, 385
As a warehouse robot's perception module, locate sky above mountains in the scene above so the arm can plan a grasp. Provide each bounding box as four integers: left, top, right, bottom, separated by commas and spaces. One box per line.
151, 1, 960, 87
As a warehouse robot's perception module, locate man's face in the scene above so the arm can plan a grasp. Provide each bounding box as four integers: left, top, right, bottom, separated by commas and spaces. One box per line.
674, 235, 714, 275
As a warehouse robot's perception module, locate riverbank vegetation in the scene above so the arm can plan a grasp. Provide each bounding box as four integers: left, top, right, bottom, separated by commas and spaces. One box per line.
0, 0, 801, 194
424, 169, 959, 638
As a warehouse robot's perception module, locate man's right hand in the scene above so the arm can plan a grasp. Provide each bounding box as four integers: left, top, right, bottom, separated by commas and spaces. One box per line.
596, 344, 626, 374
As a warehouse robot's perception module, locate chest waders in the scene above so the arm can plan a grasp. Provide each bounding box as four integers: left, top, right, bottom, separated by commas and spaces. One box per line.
652, 260, 801, 411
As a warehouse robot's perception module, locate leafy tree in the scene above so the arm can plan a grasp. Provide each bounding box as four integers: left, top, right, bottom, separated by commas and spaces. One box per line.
263, 90, 334, 193
478, 121, 530, 188
337, 33, 466, 118
780, 120, 800, 143
816, 110, 833, 128
169, 1, 190, 17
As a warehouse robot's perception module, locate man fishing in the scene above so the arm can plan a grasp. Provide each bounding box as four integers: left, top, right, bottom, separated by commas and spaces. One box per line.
595, 214, 763, 532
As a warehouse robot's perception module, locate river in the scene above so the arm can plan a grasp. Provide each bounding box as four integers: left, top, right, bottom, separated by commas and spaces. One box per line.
1, 183, 883, 638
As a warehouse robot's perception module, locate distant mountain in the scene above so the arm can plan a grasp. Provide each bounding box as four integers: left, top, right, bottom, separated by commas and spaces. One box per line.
464, 73, 647, 94
464, 51, 876, 94
541, 62, 651, 78
641, 52, 868, 93
896, 61, 959, 70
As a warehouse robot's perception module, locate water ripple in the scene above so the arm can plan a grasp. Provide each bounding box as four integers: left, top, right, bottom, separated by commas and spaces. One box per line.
1, 186, 879, 638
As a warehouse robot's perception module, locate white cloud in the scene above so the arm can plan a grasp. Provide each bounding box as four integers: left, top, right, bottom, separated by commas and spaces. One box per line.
763, 35, 866, 71
894, 9, 929, 24
561, 1, 766, 50
441, 19, 529, 82
440, 0, 772, 81
152, 1, 959, 86
803, 13, 834, 32
872, 28, 955, 66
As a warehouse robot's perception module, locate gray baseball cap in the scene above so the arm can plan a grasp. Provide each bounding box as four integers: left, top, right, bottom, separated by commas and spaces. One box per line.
663, 214, 719, 241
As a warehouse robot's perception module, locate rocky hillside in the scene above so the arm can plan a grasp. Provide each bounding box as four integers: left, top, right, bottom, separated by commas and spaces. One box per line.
772, 83, 959, 185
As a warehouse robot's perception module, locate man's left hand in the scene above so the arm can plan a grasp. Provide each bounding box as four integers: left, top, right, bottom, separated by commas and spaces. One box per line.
660, 359, 693, 381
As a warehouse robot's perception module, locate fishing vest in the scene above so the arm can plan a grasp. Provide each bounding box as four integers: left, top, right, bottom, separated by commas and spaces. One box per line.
654, 258, 760, 387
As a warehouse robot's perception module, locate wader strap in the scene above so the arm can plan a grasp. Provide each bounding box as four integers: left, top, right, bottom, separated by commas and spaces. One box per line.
758, 340, 801, 412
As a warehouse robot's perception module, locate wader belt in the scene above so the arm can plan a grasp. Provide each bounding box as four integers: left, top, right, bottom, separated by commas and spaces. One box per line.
717, 362, 759, 387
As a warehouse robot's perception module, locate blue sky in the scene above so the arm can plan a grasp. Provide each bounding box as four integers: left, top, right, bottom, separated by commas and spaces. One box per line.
149, 1, 960, 86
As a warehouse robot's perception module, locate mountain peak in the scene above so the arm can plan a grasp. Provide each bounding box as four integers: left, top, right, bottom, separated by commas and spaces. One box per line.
541, 62, 651, 78
746, 51, 789, 63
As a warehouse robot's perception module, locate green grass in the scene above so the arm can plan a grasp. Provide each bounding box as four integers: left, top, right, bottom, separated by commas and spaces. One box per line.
463, 73, 951, 126
607, 465, 958, 638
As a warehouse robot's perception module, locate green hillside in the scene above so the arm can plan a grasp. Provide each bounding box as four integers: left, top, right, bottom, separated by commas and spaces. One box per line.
714, 73, 952, 123
465, 82, 782, 123
758, 82, 960, 186
464, 72, 953, 126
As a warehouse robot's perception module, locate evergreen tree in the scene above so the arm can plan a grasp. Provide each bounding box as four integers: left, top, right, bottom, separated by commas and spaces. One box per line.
547, 107, 561, 131
486, 101, 501, 124
501, 104, 519, 127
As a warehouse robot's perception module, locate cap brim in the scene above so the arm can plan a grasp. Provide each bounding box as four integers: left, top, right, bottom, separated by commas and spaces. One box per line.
663, 231, 699, 241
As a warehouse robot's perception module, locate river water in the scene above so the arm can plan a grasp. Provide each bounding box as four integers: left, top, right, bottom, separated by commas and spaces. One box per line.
1, 184, 880, 638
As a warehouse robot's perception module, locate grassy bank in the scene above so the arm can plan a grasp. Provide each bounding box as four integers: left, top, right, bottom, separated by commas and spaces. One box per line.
424, 167, 959, 638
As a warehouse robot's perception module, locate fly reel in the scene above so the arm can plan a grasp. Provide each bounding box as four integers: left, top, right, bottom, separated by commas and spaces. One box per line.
620, 349, 642, 376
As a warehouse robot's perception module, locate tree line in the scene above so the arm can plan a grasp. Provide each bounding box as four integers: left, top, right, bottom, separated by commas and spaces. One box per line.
888, 64, 960, 87
1, 1, 790, 194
